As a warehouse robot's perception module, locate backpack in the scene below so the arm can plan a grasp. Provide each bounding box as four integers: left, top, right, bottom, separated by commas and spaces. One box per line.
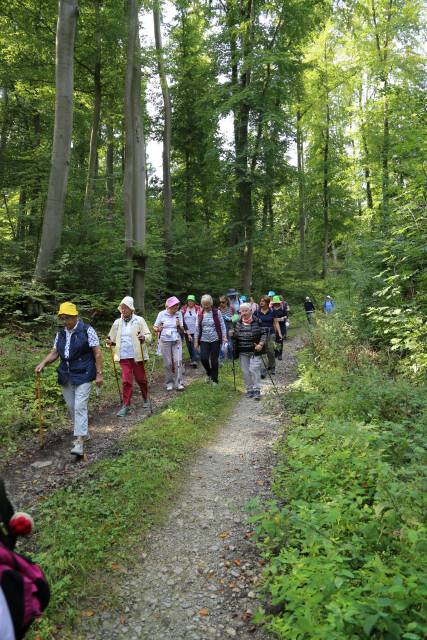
0, 479, 50, 639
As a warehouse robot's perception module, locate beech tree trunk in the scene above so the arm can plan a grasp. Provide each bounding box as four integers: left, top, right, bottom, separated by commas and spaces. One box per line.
297, 108, 306, 266
84, 0, 102, 212
153, 3, 173, 287
124, 0, 147, 311
34, 0, 78, 281
322, 100, 330, 279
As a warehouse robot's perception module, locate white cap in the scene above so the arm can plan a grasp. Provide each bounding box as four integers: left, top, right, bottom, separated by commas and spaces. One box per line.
118, 296, 135, 311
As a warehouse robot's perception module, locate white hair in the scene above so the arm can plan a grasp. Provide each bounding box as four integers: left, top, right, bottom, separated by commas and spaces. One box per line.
239, 302, 251, 312
201, 294, 213, 306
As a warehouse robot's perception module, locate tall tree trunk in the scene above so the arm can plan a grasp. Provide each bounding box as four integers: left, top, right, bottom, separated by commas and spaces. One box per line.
322, 100, 330, 279
297, 108, 306, 267
34, 0, 78, 281
382, 82, 390, 221
124, 0, 147, 311
153, 2, 173, 287
17, 188, 27, 241
84, 1, 102, 212
105, 127, 114, 219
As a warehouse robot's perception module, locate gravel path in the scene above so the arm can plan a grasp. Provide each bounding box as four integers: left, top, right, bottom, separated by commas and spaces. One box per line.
83, 335, 302, 640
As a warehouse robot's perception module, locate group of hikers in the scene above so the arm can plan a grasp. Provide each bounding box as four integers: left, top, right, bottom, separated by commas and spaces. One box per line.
303, 294, 335, 323
33, 288, 291, 457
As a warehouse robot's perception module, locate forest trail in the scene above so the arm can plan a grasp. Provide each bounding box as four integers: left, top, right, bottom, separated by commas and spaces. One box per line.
1, 363, 202, 511
82, 334, 303, 640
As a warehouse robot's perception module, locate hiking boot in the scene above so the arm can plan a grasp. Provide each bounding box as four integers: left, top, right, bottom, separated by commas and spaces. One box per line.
277, 354, 283, 361
175, 384, 185, 391
143, 398, 150, 409
116, 405, 130, 417
211, 381, 219, 387
261, 372, 266, 379
70, 440, 84, 456
83, 432, 91, 441
269, 367, 276, 375
206, 376, 211, 384
166, 383, 174, 391
191, 361, 198, 368
245, 390, 254, 398
253, 389, 261, 401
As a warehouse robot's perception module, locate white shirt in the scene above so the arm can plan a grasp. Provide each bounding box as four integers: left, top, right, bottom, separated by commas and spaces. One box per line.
119, 318, 135, 359
154, 310, 183, 342
0, 587, 15, 640
183, 308, 197, 335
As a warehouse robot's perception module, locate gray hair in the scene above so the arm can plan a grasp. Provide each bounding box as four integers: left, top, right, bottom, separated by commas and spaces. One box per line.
201, 294, 213, 306
239, 302, 251, 312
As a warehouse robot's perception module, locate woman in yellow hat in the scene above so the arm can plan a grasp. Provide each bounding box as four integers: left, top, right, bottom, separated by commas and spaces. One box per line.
35, 302, 103, 456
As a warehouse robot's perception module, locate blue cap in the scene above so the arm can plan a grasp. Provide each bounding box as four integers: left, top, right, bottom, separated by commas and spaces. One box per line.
268, 290, 275, 296
239, 295, 247, 302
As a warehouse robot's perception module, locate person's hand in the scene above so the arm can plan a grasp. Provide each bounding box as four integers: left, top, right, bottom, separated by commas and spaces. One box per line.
194, 341, 199, 350
228, 329, 234, 337
106, 338, 113, 347
222, 338, 228, 344
188, 334, 193, 342
255, 343, 263, 352
138, 333, 145, 342
96, 372, 103, 387
35, 362, 44, 374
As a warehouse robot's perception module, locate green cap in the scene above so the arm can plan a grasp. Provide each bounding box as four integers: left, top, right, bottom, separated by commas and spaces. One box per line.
187, 294, 196, 301
272, 295, 282, 304
232, 313, 239, 323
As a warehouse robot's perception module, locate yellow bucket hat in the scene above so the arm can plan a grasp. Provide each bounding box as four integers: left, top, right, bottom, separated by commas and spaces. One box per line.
57, 302, 78, 316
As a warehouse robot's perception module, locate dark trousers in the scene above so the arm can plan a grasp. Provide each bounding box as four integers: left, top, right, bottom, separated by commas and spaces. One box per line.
200, 340, 221, 383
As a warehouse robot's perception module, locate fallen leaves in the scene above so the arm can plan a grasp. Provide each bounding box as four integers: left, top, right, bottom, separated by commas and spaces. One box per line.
199, 607, 209, 616
81, 610, 95, 618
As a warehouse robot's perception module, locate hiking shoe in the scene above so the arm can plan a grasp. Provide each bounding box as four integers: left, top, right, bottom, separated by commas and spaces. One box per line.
191, 361, 198, 368
143, 399, 150, 409
70, 441, 84, 456
277, 354, 283, 361
83, 432, 91, 441
269, 368, 276, 375
116, 405, 130, 417
206, 376, 211, 384
261, 373, 266, 379
245, 390, 254, 398
175, 384, 185, 391
211, 381, 219, 387
253, 390, 261, 401
166, 383, 174, 391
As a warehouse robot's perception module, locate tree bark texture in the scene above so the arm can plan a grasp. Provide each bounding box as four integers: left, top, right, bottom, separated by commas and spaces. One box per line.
322, 100, 330, 279
34, 0, 78, 281
153, 3, 173, 286
297, 109, 306, 267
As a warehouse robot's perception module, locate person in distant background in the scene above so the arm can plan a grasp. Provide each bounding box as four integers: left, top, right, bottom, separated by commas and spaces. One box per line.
323, 295, 335, 314
304, 296, 315, 323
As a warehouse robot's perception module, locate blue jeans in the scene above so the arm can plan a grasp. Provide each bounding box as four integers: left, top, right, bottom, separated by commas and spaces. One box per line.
185, 333, 199, 362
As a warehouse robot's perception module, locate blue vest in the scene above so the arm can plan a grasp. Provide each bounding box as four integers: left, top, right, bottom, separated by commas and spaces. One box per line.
56, 322, 96, 386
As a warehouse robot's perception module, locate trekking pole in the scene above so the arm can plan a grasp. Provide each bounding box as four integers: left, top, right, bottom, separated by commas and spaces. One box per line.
231, 355, 236, 391
139, 338, 153, 414
108, 345, 123, 405
35, 373, 44, 448
260, 354, 282, 399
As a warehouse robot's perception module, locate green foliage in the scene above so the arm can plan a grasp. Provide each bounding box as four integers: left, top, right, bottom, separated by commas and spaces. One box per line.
251, 313, 427, 639
26, 372, 239, 639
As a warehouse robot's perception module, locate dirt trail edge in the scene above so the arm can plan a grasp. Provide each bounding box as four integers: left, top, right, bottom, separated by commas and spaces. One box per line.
83, 334, 303, 640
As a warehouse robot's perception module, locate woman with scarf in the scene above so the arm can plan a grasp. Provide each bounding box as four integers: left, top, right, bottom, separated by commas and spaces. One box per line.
194, 295, 227, 386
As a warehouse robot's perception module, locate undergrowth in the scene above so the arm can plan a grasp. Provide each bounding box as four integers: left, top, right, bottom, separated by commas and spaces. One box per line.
250, 311, 427, 639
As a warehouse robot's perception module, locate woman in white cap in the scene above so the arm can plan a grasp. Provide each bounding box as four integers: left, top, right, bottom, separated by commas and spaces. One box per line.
107, 296, 152, 416
153, 297, 185, 391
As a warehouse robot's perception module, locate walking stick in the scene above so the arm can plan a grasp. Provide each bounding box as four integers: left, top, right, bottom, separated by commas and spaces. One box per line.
231, 355, 236, 391
109, 345, 123, 405
139, 338, 153, 414
35, 373, 44, 448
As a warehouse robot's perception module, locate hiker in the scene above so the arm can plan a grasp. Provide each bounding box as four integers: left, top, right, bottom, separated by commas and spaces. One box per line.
230, 302, 266, 401
153, 297, 185, 391
226, 288, 240, 314
106, 296, 152, 416
271, 295, 288, 360
34, 302, 103, 457
254, 295, 281, 376
323, 295, 335, 314
194, 294, 227, 386
304, 296, 315, 323
218, 295, 234, 362
181, 295, 200, 367
0, 479, 50, 640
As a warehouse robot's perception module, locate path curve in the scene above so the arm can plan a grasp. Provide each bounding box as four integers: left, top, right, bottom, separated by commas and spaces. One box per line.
84, 335, 302, 640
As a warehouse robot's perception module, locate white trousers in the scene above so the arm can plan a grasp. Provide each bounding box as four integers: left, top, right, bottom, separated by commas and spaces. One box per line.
160, 340, 183, 386
239, 353, 262, 392
61, 382, 92, 437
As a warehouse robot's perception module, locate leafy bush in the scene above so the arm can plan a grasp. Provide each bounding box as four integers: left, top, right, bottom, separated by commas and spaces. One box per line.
252, 314, 427, 639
